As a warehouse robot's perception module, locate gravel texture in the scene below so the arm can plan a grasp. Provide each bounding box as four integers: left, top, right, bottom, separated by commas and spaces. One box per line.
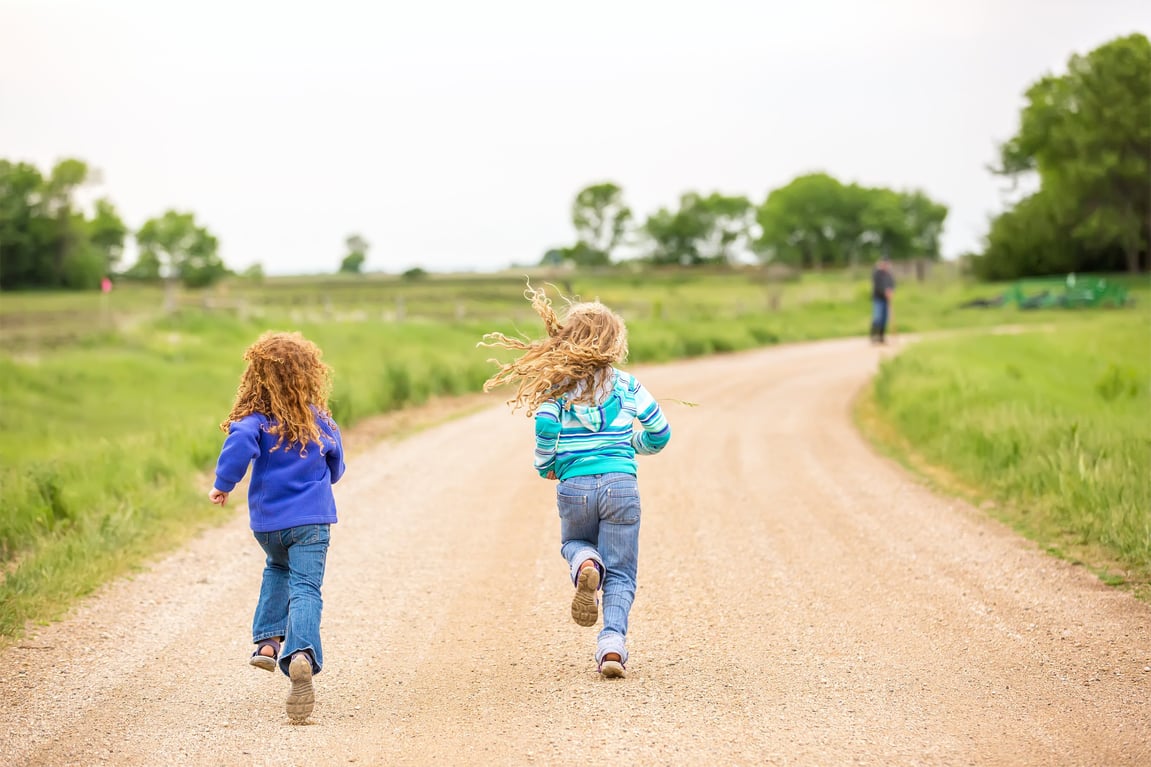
3, 337, 1148, 766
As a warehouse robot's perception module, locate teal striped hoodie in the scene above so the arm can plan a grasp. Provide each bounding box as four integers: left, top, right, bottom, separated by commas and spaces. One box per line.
534, 368, 671, 479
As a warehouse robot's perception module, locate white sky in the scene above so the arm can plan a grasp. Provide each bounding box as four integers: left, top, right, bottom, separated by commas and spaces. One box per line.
2, 0, 1148, 275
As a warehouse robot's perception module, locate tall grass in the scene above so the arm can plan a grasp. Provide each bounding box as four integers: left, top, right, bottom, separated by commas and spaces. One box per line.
865, 312, 1151, 596
0, 314, 496, 639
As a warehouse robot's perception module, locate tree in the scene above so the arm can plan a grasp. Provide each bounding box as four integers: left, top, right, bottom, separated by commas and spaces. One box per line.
755, 174, 948, 269
572, 182, 632, 263
695, 193, 755, 264
1, 158, 139, 290
241, 263, 266, 283
993, 33, 1151, 274
340, 234, 369, 274
0, 160, 47, 289
756, 174, 860, 268
540, 242, 610, 268
87, 198, 128, 275
972, 192, 1076, 280
643, 192, 754, 266
134, 211, 225, 289
643, 194, 711, 266
900, 190, 948, 261
539, 248, 567, 268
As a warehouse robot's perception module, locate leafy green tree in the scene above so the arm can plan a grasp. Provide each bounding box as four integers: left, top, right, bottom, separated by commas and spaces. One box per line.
340, 234, 369, 274
123, 249, 162, 281
241, 263, 266, 283
644, 192, 754, 266
644, 194, 710, 266
572, 182, 632, 263
1, 158, 138, 290
87, 198, 128, 275
900, 190, 949, 260
756, 174, 859, 268
973, 192, 1078, 280
695, 193, 755, 264
39, 159, 90, 287
993, 33, 1151, 274
539, 248, 566, 267
0, 160, 47, 289
859, 188, 912, 262
756, 174, 948, 269
135, 211, 225, 288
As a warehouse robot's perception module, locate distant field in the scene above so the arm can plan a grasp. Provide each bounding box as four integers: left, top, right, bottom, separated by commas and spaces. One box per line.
0, 263, 1098, 351
1, 265, 1145, 641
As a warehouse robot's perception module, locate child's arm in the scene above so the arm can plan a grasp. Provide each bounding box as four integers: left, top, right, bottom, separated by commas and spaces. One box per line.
533, 401, 561, 478
631, 382, 671, 455
326, 422, 346, 484
212, 416, 261, 498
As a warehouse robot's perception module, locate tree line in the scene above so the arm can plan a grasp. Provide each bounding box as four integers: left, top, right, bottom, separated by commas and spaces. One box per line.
545, 176, 948, 270
976, 33, 1149, 279
0, 158, 228, 291
2, 34, 1144, 291
547, 34, 1149, 279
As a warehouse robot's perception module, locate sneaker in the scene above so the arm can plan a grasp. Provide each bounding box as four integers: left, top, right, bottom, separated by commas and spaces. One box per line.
599, 655, 626, 679
571, 566, 600, 627
286, 653, 315, 723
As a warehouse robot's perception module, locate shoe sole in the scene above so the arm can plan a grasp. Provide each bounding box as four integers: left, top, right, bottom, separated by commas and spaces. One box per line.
286, 655, 315, 723
571, 566, 600, 627
600, 660, 626, 679
250, 655, 277, 672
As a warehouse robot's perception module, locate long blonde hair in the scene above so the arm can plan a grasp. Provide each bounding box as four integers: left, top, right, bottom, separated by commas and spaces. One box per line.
480, 283, 628, 415
221, 331, 335, 453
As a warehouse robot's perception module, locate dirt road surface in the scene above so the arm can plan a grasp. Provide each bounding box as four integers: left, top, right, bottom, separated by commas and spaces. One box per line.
3, 338, 1148, 766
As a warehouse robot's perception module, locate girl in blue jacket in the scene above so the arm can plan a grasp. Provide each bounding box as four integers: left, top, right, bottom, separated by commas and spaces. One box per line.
481, 285, 671, 678
209, 331, 345, 723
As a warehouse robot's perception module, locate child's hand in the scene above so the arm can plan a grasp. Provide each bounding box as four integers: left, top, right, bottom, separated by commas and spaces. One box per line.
545, 471, 557, 480
209, 489, 229, 506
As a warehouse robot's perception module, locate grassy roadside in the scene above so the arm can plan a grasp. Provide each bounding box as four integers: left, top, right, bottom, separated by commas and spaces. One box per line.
855, 312, 1151, 601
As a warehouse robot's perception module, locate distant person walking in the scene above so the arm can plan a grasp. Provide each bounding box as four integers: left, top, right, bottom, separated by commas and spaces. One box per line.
480, 284, 672, 679
209, 331, 345, 724
870, 256, 896, 344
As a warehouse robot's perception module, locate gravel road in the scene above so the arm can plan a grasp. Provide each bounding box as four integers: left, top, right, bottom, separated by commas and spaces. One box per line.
3, 337, 1147, 766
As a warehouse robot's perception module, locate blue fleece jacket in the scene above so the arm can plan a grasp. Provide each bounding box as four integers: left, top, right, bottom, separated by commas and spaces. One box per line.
213, 411, 345, 533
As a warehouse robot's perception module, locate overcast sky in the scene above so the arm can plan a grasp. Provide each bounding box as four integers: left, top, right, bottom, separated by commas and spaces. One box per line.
2, 0, 1148, 275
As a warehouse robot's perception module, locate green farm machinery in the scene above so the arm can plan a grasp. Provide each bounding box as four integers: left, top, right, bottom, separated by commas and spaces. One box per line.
1007, 275, 1130, 309
961, 274, 1132, 310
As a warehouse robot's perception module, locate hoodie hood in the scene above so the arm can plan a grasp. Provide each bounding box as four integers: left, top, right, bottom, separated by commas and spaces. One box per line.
566, 392, 623, 432
561, 371, 622, 432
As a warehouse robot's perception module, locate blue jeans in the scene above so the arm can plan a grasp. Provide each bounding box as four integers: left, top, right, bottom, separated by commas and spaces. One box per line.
871, 298, 889, 331
556, 473, 641, 666
252, 524, 330, 676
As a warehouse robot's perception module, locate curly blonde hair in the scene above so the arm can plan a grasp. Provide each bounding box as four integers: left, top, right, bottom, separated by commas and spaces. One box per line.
480, 283, 628, 415
220, 331, 335, 453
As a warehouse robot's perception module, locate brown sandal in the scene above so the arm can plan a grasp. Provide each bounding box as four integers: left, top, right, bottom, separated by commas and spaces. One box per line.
249, 638, 280, 672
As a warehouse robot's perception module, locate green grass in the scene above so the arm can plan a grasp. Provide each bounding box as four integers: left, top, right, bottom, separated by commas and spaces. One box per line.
2, 266, 1146, 641
0, 313, 498, 639
1, 265, 1108, 350
861, 311, 1151, 598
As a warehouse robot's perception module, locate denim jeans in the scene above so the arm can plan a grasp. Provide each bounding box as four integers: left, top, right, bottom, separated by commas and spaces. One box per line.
871, 298, 889, 331
556, 472, 641, 665
252, 524, 330, 676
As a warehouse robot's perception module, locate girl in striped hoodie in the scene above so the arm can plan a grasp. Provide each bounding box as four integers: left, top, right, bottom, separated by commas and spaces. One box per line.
481, 285, 671, 678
